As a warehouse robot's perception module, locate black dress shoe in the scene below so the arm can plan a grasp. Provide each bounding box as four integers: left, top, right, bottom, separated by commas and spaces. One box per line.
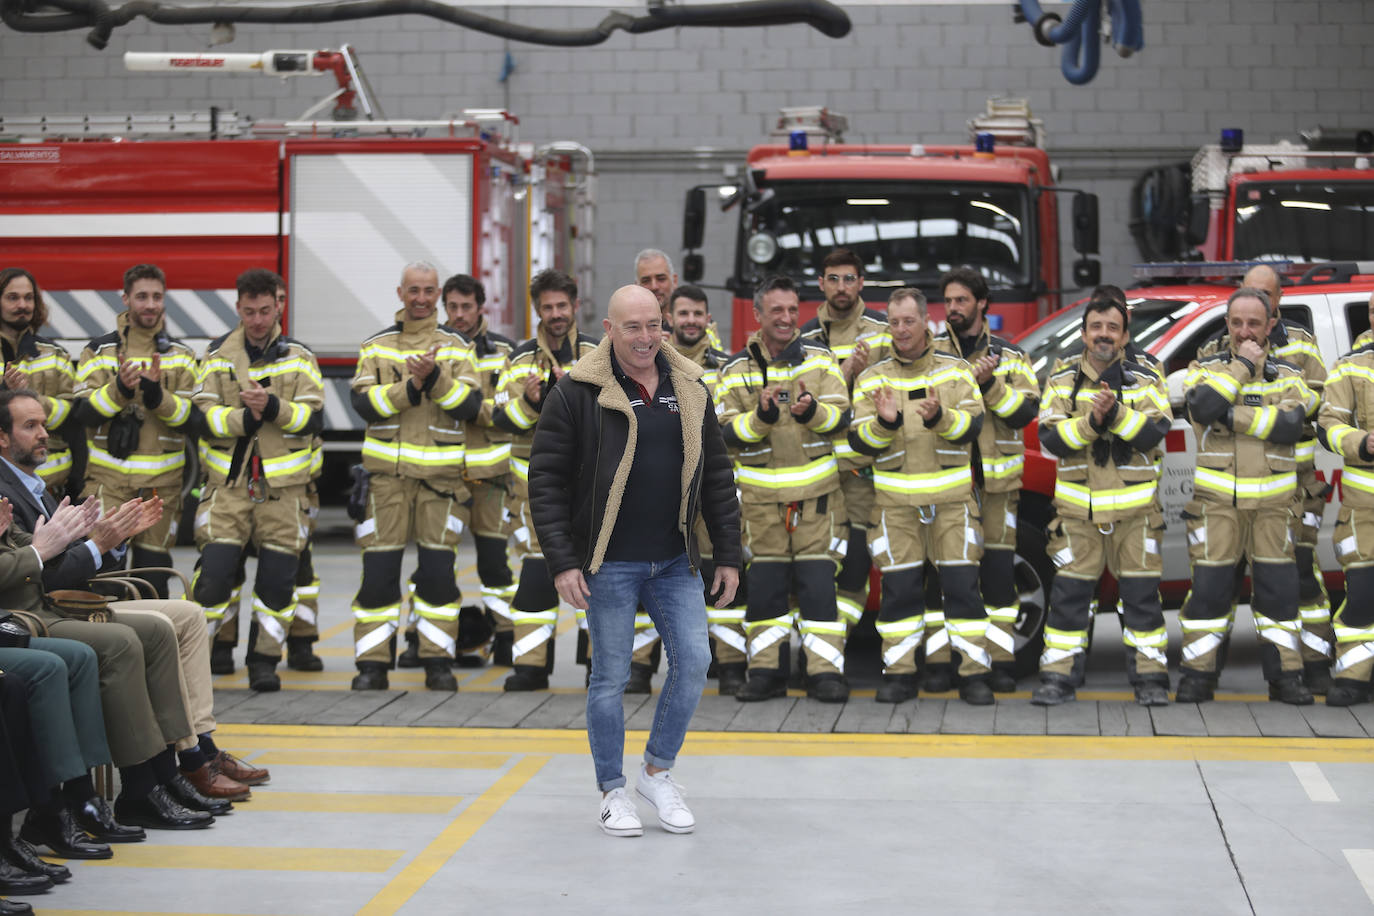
19, 808, 112, 860
114, 786, 214, 831
164, 774, 232, 816
0, 858, 51, 895
2, 836, 70, 883
73, 796, 145, 843
0, 898, 34, 914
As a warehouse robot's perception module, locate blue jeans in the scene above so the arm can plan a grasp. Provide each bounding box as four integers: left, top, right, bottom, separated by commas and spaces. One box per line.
584, 553, 710, 791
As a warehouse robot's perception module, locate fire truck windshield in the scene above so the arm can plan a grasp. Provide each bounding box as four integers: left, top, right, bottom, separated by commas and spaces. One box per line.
1233, 179, 1374, 261
740, 181, 1030, 296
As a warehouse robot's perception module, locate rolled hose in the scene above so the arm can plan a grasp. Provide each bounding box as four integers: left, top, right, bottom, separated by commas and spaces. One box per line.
0, 0, 851, 50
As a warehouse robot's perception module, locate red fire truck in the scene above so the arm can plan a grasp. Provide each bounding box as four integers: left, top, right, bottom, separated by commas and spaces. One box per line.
682, 99, 1102, 349
0, 47, 594, 494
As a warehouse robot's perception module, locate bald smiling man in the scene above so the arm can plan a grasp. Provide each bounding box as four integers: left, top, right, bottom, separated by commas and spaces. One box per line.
527, 285, 740, 838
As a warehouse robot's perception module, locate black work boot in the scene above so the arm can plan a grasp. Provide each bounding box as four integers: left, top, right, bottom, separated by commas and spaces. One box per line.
503, 666, 549, 692
988, 664, 1019, 693
286, 637, 323, 673
1302, 661, 1333, 696
922, 663, 956, 694
351, 662, 389, 691
958, 675, 995, 706
246, 656, 281, 693
1326, 677, 1372, 707
210, 643, 235, 675
807, 673, 850, 704
625, 663, 654, 695
491, 630, 514, 667
1268, 673, 1314, 705
1030, 676, 1075, 706
397, 631, 422, 669
735, 669, 788, 702
423, 659, 458, 691
1133, 680, 1170, 707
874, 673, 920, 704
716, 663, 747, 697
1174, 673, 1215, 703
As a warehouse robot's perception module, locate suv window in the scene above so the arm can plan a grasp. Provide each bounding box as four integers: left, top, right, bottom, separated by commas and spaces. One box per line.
1280, 304, 1313, 333
1345, 299, 1371, 344
1165, 315, 1225, 375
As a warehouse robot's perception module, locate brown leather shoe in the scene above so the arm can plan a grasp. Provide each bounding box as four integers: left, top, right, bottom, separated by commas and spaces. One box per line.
185, 765, 251, 801
213, 751, 269, 786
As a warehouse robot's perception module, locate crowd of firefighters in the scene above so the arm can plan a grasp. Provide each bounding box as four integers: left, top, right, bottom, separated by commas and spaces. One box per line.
3, 250, 1373, 709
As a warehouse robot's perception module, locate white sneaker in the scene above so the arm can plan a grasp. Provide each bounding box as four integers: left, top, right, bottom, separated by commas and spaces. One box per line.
635, 765, 695, 834
598, 787, 643, 837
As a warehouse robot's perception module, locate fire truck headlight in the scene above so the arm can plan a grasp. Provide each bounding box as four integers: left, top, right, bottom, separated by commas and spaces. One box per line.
746, 231, 779, 265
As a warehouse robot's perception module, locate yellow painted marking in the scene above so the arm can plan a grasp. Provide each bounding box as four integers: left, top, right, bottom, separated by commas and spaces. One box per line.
84, 845, 401, 872
460, 664, 511, 689
319, 619, 353, 640
358, 755, 549, 916
216, 724, 1374, 764
239, 791, 462, 814
254, 750, 508, 769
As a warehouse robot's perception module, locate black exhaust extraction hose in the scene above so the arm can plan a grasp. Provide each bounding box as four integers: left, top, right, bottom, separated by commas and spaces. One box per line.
0, 0, 850, 51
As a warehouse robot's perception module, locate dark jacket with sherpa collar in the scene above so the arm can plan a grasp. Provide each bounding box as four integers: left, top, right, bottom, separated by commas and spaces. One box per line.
528, 336, 741, 576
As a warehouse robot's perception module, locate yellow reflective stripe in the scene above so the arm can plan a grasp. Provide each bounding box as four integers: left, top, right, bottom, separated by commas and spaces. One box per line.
1343, 466, 1374, 495
875, 618, 923, 638
76, 354, 119, 382
35, 450, 72, 479
1054, 478, 1157, 513
504, 395, 536, 430
873, 465, 971, 495
981, 454, 1024, 480
201, 445, 232, 475
43, 396, 72, 427
1123, 627, 1167, 648
511, 456, 529, 481
204, 404, 237, 438
729, 411, 767, 444
809, 400, 845, 434
88, 445, 185, 475
310, 447, 323, 476
736, 455, 837, 490
433, 377, 475, 410
746, 613, 795, 631
1334, 621, 1374, 643
1244, 405, 1277, 439
261, 448, 313, 479
990, 386, 1024, 417
799, 619, 846, 636
362, 438, 465, 467
252, 595, 297, 622
465, 442, 511, 468
855, 417, 893, 451
1193, 467, 1296, 499
1110, 406, 1147, 440
280, 401, 311, 433
1331, 362, 1374, 386
367, 385, 400, 419
1330, 424, 1362, 455
88, 384, 123, 418
940, 408, 972, 441
1294, 440, 1316, 462
164, 394, 192, 426
1054, 416, 1092, 450
1043, 627, 1088, 650
1199, 367, 1240, 400
352, 602, 401, 624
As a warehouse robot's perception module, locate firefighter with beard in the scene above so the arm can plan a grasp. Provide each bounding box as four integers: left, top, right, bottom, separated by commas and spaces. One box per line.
800, 248, 892, 647
1316, 290, 1374, 706
1178, 287, 1317, 705
348, 261, 484, 692
72, 263, 198, 598
1031, 296, 1173, 706
662, 284, 747, 695
192, 268, 324, 692
848, 288, 993, 704
495, 269, 599, 691
718, 275, 852, 703
932, 267, 1039, 692
0, 268, 80, 498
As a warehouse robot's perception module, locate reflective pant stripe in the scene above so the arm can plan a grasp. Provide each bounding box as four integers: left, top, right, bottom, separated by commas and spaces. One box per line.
709, 624, 747, 654
353, 603, 401, 624
512, 624, 555, 658
356, 621, 396, 657
413, 596, 460, 622
946, 619, 990, 670
417, 617, 456, 656
1254, 615, 1300, 652
1183, 632, 1223, 661
1334, 642, 1374, 676
801, 633, 845, 673
985, 624, 1015, 654
836, 595, 865, 625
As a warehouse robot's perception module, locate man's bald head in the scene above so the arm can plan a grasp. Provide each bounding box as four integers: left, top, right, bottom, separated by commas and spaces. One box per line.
1242, 264, 1283, 317
604, 285, 664, 377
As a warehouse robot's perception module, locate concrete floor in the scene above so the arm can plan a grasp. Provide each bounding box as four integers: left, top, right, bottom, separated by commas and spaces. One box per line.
22, 516, 1374, 916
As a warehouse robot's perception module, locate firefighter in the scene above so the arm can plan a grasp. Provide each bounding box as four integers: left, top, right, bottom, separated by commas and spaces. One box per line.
1178, 287, 1317, 705
666, 283, 747, 695
0, 268, 80, 498
1031, 295, 1173, 706
933, 267, 1040, 693
1316, 292, 1374, 706
1050, 286, 1164, 380
800, 248, 892, 648
494, 269, 599, 691
72, 263, 199, 598
718, 275, 852, 703
192, 268, 325, 692
348, 261, 484, 691
636, 248, 724, 353
849, 287, 993, 705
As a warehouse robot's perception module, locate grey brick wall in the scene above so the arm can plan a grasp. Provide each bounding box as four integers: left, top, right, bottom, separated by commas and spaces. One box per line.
4, 0, 1374, 342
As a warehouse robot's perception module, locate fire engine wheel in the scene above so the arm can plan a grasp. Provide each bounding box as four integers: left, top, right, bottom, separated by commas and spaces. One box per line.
1012, 512, 1055, 678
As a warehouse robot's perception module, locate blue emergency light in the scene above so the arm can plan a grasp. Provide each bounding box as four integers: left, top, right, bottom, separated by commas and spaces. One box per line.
975, 132, 995, 154
789, 130, 808, 152
1220, 128, 1244, 153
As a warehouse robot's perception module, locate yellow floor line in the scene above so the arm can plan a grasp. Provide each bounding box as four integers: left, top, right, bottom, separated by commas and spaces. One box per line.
238, 791, 463, 813
217, 724, 1374, 763
460, 664, 511, 689
357, 755, 550, 916
319, 620, 353, 640
253, 750, 509, 769
84, 845, 402, 872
